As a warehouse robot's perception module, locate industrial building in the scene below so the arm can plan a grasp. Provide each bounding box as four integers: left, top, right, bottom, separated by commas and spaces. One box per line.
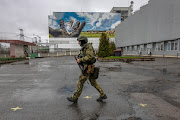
115, 0, 180, 57
110, 1, 134, 21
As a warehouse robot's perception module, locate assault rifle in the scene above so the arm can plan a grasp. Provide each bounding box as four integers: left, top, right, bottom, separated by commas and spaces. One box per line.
74, 56, 85, 75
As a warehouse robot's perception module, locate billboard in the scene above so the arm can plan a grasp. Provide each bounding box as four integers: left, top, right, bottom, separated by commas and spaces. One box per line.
48, 12, 121, 38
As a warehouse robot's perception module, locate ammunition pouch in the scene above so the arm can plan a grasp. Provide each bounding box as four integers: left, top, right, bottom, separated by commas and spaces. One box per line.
92, 67, 100, 79
86, 64, 95, 74
84, 64, 99, 79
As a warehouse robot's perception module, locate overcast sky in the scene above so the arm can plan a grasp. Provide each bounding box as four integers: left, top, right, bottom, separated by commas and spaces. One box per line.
0, 0, 149, 42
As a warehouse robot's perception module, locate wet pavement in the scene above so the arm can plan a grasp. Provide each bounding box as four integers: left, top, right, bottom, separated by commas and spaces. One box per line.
0, 56, 179, 120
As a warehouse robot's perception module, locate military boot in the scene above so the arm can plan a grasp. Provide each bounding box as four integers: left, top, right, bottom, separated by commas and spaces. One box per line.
67, 96, 78, 103
97, 94, 107, 102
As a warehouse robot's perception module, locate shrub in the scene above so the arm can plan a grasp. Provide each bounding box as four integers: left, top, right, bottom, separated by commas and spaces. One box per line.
109, 41, 117, 56
97, 33, 110, 57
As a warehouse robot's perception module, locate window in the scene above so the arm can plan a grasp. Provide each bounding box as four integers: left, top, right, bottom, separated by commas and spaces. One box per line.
155, 42, 164, 51
137, 45, 140, 51
147, 44, 153, 51
128, 46, 132, 51
155, 43, 160, 51
166, 42, 171, 51
171, 40, 178, 51
140, 45, 144, 51
166, 40, 178, 51
160, 43, 164, 51
133, 46, 137, 51
125, 47, 128, 52
123, 47, 126, 52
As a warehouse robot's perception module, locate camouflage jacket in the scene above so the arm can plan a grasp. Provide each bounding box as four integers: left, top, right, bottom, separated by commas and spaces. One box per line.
79, 43, 95, 64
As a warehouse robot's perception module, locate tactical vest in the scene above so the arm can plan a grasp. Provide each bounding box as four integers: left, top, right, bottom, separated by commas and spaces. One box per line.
80, 43, 96, 64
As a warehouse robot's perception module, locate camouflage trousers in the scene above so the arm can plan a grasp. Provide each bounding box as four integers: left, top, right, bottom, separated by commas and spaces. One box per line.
72, 73, 105, 99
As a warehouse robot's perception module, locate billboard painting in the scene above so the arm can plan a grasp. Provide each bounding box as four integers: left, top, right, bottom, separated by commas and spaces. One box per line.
49, 12, 121, 38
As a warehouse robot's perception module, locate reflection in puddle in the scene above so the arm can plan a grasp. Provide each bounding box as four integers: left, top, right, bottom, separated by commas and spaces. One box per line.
106, 67, 122, 72
58, 85, 75, 93
162, 68, 167, 74
24, 61, 29, 65
36, 64, 51, 71
11, 61, 30, 65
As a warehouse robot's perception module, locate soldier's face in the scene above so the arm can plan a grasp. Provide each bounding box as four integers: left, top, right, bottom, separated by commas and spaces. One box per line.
78, 41, 81, 46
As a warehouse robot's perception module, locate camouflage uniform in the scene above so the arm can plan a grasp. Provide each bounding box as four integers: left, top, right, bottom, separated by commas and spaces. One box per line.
72, 43, 105, 99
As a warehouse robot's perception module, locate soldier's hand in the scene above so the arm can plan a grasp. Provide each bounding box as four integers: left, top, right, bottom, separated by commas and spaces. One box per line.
77, 59, 80, 63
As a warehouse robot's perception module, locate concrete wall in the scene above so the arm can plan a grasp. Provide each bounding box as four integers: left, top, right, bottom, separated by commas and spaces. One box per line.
10, 43, 25, 58
115, 0, 180, 56
49, 37, 115, 53
15, 44, 25, 58
37, 51, 79, 57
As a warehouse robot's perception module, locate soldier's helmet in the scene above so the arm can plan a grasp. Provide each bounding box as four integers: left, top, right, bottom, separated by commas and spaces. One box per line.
77, 36, 88, 43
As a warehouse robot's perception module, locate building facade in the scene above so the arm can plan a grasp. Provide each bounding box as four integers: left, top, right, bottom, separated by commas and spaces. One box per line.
110, 1, 134, 21
115, 0, 180, 57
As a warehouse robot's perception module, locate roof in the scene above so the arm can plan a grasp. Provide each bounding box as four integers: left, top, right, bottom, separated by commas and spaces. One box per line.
110, 7, 129, 12
0, 40, 36, 46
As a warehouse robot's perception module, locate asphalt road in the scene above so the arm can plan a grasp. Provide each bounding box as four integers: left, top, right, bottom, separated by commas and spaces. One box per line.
0, 56, 179, 120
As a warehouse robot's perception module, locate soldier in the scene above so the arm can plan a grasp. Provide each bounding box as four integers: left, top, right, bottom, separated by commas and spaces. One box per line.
67, 36, 107, 103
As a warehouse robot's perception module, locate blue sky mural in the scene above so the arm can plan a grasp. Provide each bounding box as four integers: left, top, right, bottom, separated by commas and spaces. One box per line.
48, 12, 121, 31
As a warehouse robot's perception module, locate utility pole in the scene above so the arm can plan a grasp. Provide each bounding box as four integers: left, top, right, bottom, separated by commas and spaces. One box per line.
39, 36, 41, 43
33, 34, 38, 43
19, 28, 24, 41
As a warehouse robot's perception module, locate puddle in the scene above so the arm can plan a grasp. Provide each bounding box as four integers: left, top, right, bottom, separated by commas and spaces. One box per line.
178, 73, 180, 77
24, 61, 29, 64
58, 85, 75, 93
115, 65, 121, 67
100, 74, 107, 76
124, 117, 142, 120
58, 84, 88, 94
162, 68, 167, 74
11, 61, 29, 65
105, 67, 122, 72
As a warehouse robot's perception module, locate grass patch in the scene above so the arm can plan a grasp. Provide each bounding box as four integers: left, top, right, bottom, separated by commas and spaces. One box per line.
103, 56, 144, 59
0, 57, 26, 61
80, 32, 115, 38
49, 34, 54, 38
49, 32, 115, 38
